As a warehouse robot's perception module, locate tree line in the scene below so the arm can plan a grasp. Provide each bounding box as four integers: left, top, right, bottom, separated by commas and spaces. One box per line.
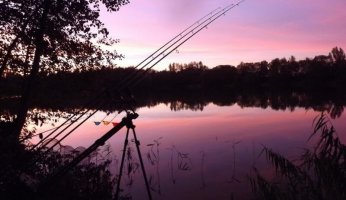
2, 47, 346, 96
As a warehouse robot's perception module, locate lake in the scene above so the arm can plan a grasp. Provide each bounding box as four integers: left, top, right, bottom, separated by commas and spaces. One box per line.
31, 102, 346, 200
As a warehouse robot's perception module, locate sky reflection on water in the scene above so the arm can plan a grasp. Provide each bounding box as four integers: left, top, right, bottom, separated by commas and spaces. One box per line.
34, 103, 346, 199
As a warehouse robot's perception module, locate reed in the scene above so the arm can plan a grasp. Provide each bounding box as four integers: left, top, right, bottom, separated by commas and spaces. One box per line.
250, 113, 346, 200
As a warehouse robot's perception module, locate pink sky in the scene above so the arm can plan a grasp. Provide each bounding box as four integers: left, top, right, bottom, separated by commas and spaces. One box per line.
100, 0, 346, 70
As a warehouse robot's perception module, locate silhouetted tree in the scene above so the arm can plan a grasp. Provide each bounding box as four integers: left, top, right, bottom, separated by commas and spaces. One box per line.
258, 61, 269, 76
203, 65, 237, 88
0, 0, 129, 141
330, 46, 346, 65
330, 47, 346, 86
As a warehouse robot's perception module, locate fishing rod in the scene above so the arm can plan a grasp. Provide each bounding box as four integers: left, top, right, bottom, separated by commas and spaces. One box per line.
134, 7, 221, 69
41, 110, 100, 152
129, 1, 245, 88
121, 4, 234, 87
40, 1, 245, 150
36, 95, 126, 152
80, 4, 234, 110
118, 7, 221, 85
31, 93, 107, 150
38, 111, 138, 193
46, 5, 233, 148
20, 120, 75, 143
32, 6, 225, 150
37, 84, 140, 152
38, 0, 245, 194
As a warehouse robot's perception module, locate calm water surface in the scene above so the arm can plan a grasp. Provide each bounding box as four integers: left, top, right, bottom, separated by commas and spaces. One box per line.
34, 103, 346, 200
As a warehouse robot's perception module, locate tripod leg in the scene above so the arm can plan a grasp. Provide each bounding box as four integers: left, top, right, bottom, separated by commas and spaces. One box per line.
114, 128, 130, 200
131, 128, 153, 200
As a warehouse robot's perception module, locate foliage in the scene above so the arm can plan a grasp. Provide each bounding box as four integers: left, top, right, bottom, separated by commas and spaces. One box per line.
3, 47, 346, 94
37, 152, 115, 200
0, 136, 116, 200
0, 0, 129, 76
0, 0, 129, 141
250, 113, 346, 200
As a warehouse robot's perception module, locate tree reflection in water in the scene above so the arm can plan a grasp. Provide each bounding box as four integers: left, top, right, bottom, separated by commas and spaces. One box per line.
1, 91, 345, 123
1, 93, 345, 199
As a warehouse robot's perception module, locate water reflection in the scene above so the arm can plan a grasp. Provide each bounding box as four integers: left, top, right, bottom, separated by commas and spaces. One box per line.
132, 104, 345, 199
1, 91, 345, 120
25, 102, 346, 200
156, 92, 345, 119
2, 92, 346, 199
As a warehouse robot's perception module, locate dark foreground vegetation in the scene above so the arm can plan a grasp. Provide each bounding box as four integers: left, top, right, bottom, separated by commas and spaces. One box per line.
0, 138, 115, 200
251, 113, 346, 200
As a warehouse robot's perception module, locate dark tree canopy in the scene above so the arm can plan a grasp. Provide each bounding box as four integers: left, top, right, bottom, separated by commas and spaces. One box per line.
0, 0, 129, 77
0, 0, 129, 140
330, 46, 346, 66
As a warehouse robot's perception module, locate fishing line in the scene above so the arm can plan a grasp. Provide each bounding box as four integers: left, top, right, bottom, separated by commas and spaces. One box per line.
29, 109, 117, 145
32, 6, 225, 149
42, 109, 100, 152
37, 86, 124, 150
37, 1, 246, 191
31, 94, 107, 150
22, 120, 74, 143
117, 4, 236, 91
129, 2, 244, 88
39, 94, 123, 152
42, 96, 123, 152
117, 7, 222, 86
34, 2, 244, 151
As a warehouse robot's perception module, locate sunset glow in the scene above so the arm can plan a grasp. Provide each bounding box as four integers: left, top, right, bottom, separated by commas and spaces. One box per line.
100, 0, 346, 70
3, 1, 346, 199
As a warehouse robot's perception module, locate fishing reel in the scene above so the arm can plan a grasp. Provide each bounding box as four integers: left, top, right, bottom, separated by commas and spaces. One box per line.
123, 111, 139, 129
